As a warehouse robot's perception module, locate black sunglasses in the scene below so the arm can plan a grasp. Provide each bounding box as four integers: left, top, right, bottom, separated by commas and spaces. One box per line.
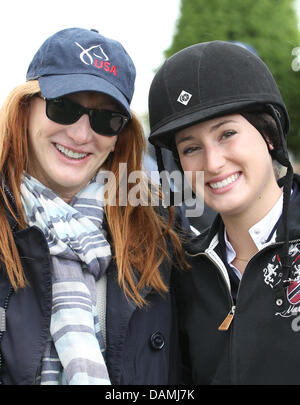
44, 97, 130, 136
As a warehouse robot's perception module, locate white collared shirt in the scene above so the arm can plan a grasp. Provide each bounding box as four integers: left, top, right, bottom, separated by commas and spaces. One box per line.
225, 193, 284, 280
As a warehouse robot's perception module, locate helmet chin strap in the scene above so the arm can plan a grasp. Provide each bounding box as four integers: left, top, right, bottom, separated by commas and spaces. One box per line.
154, 145, 175, 207
265, 104, 294, 288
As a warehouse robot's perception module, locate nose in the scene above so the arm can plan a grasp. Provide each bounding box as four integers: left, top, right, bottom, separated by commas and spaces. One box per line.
203, 145, 226, 174
66, 114, 92, 144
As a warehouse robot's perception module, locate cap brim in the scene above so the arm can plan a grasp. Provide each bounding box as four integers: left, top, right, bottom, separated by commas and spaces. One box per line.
39, 74, 131, 117
149, 100, 282, 149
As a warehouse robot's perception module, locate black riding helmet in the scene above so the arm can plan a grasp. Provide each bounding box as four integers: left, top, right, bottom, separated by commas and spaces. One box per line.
148, 40, 294, 292
149, 40, 288, 153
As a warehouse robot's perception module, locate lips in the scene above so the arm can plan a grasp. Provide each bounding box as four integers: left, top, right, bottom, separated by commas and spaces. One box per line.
54, 143, 90, 160
207, 172, 241, 191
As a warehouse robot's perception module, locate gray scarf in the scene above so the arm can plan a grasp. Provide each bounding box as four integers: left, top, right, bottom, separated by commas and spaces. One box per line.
21, 173, 111, 385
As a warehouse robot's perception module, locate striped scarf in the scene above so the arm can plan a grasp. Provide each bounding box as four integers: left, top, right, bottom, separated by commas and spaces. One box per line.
20, 173, 111, 385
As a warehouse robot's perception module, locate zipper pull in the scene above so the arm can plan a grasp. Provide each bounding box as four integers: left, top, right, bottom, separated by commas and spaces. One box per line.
218, 306, 235, 331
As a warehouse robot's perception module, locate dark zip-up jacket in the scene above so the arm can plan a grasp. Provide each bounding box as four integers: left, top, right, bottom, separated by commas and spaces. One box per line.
0, 187, 180, 385
173, 174, 300, 385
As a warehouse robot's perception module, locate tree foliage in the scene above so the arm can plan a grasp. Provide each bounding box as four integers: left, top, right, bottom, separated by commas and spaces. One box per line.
165, 0, 300, 157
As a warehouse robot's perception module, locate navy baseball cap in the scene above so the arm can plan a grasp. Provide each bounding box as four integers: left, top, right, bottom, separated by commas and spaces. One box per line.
26, 27, 136, 117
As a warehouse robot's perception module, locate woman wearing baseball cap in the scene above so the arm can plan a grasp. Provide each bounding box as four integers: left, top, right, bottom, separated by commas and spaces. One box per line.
148, 41, 300, 384
0, 28, 186, 385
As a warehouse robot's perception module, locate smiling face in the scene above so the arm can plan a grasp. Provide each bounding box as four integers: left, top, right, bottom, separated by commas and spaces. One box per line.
175, 114, 282, 220
27, 91, 119, 202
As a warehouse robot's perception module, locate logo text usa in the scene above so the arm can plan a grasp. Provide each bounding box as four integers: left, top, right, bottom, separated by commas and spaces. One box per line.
94, 60, 117, 76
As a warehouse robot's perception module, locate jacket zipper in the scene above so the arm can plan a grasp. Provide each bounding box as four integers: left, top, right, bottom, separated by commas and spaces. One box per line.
2, 184, 19, 232
218, 306, 235, 331
0, 286, 14, 384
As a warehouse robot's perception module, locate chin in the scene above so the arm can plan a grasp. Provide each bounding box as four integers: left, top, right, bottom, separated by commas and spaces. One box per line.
207, 198, 245, 217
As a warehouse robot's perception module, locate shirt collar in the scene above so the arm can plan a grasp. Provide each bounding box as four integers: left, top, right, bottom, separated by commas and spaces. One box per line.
225, 192, 284, 266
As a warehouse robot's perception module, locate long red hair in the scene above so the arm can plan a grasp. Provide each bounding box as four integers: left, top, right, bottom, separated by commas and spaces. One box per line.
0, 81, 187, 306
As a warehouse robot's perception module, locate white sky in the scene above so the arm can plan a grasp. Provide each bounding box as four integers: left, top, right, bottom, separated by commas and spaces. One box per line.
2, 0, 300, 119
0, 0, 180, 117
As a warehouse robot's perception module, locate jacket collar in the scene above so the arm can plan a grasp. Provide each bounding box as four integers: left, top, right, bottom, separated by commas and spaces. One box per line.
185, 214, 222, 255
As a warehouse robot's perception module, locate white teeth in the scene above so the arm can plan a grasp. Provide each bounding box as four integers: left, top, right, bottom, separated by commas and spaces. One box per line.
210, 173, 240, 189
55, 143, 88, 159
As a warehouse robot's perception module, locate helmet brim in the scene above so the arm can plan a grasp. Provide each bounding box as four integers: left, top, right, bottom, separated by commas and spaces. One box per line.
149, 99, 289, 150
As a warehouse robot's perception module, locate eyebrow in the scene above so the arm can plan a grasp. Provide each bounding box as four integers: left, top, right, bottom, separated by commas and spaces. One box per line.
176, 135, 195, 146
209, 119, 237, 132
176, 119, 237, 146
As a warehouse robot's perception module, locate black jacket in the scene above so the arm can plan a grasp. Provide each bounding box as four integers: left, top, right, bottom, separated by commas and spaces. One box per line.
0, 188, 180, 385
173, 174, 300, 385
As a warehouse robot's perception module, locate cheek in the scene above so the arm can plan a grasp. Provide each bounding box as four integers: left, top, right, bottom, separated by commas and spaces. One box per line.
28, 108, 58, 145
179, 154, 201, 172
243, 140, 271, 168
235, 145, 274, 189
94, 136, 117, 154
27, 122, 56, 159
28, 99, 47, 136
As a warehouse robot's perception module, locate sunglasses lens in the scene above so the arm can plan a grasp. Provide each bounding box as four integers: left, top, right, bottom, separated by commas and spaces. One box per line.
46, 98, 80, 124
91, 110, 127, 135
45, 98, 128, 135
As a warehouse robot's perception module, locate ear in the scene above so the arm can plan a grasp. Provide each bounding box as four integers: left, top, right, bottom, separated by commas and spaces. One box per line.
264, 135, 274, 151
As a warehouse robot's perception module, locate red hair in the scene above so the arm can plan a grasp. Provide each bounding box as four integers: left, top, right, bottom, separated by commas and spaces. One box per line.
0, 81, 187, 306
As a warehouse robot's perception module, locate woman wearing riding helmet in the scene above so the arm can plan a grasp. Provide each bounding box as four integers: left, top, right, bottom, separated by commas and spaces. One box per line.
148, 40, 300, 384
